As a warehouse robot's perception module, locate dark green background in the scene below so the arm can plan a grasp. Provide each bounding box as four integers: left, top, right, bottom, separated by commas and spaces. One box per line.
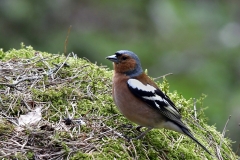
1, 0, 239, 154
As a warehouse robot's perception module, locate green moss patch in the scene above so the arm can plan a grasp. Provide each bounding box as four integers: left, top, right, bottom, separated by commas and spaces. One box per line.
0, 45, 238, 159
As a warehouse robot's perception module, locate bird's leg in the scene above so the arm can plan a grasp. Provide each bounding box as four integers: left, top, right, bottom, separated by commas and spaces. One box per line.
119, 124, 134, 129
135, 127, 153, 140
136, 125, 143, 132
118, 124, 135, 141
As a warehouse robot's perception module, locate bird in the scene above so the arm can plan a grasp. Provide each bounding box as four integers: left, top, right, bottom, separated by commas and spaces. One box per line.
106, 50, 211, 155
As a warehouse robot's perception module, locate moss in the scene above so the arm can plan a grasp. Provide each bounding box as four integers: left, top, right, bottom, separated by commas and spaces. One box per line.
0, 44, 238, 159
13, 152, 26, 160
0, 48, 4, 59
0, 119, 14, 138
26, 151, 35, 160
61, 142, 71, 153
71, 152, 91, 159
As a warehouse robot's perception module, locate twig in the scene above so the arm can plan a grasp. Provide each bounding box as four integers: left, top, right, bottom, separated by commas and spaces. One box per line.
0, 96, 5, 107
0, 112, 19, 126
53, 53, 71, 78
87, 84, 94, 100
130, 139, 138, 159
21, 100, 33, 111
64, 25, 72, 55
0, 76, 42, 89
153, 73, 173, 80
217, 115, 231, 159
193, 98, 197, 119
220, 115, 231, 148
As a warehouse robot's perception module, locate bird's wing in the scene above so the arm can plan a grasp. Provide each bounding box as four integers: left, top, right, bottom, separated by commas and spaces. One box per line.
127, 78, 212, 155
127, 79, 182, 121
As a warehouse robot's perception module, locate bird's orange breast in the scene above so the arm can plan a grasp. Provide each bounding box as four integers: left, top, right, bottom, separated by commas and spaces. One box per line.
112, 73, 165, 128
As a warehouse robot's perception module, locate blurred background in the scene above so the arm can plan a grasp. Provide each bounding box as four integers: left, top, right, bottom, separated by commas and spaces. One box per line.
0, 0, 239, 155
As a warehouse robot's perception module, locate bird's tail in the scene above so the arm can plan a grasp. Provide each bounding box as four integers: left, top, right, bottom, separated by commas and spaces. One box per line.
181, 127, 212, 155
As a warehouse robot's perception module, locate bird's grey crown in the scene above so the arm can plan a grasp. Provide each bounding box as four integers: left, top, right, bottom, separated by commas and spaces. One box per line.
115, 50, 143, 77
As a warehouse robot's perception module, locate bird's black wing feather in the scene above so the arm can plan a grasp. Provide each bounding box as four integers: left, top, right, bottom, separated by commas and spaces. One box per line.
127, 79, 187, 128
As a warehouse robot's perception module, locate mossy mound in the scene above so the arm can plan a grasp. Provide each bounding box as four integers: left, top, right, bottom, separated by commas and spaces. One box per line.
0, 44, 238, 159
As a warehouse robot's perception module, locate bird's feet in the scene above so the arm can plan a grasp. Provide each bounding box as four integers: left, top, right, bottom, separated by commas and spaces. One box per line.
136, 125, 143, 132
119, 124, 143, 132
121, 126, 153, 141
119, 124, 134, 129
119, 125, 143, 141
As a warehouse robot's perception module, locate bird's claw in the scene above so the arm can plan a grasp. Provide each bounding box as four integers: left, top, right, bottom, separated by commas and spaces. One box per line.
136, 126, 143, 132
120, 124, 134, 129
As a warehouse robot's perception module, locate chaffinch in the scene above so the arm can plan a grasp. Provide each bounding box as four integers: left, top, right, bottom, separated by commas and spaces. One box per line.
106, 50, 211, 155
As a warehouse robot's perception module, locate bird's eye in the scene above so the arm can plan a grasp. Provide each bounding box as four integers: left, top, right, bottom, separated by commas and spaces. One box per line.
122, 56, 128, 60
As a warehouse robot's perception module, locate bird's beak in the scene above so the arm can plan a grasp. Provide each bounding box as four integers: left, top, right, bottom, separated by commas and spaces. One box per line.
106, 54, 119, 63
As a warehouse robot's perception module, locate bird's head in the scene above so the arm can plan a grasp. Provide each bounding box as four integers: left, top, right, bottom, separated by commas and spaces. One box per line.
106, 50, 143, 77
